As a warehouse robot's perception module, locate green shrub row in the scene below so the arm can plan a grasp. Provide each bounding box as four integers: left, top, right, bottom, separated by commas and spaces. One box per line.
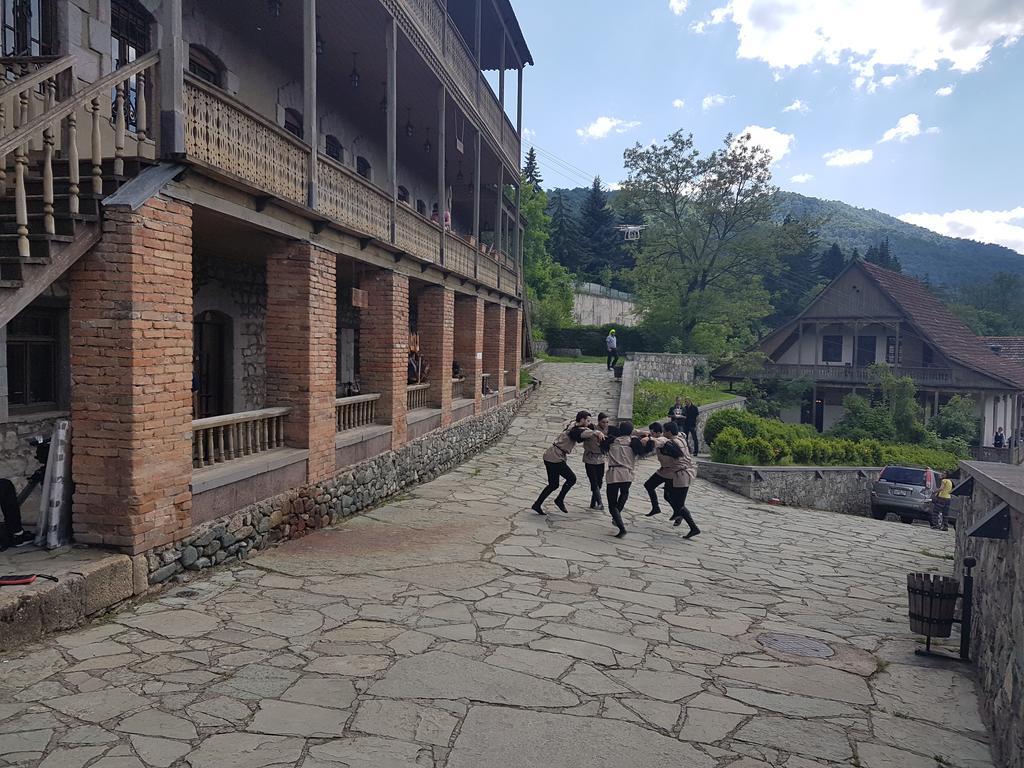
705, 410, 960, 471
545, 325, 660, 356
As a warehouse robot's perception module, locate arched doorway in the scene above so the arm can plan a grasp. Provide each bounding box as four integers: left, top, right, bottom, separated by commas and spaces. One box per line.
193, 310, 232, 418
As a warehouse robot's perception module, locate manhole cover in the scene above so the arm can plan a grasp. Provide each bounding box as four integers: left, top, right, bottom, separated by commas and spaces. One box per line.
758, 633, 834, 658
172, 589, 200, 598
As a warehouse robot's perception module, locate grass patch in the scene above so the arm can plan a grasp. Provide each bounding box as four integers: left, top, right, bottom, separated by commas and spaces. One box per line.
519, 368, 534, 389
632, 379, 731, 427
920, 549, 955, 560
537, 352, 609, 365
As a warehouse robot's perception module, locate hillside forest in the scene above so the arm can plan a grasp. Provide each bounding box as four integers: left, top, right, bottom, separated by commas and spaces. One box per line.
518, 132, 1024, 361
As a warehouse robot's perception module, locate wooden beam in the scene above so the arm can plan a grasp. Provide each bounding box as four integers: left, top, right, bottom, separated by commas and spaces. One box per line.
438, 84, 446, 267
386, 17, 398, 244
303, 0, 318, 208
159, 0, 184, 156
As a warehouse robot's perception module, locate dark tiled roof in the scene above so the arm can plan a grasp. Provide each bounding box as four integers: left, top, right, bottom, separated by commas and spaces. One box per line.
979, 337, 1024, 363
859, 261, 1024, 388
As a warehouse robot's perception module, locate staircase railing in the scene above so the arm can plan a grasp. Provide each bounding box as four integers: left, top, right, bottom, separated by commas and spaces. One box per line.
0, 51, 159, 258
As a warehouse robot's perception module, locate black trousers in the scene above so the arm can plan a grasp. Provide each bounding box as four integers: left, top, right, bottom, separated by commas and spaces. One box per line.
585, 462, 605, 505
644, 472, 670, 511
536, 460, 576, 506
607, 481, 632, 514
0, 479, 23, 538
607, 351, 619, 370
668, 485, 696, 527
683, 425, 699, 454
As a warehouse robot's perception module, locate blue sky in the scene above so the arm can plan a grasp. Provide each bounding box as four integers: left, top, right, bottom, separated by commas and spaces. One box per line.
510, 0, 1024, 254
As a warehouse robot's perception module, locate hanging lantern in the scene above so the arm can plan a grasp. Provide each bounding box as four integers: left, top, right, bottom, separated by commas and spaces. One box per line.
267, 0, 282, 17
349, 53, 360, 89
405, 108, 414, 138
424, 128, 431, 154
316, 33, 324, 56
456, 161, 464, 184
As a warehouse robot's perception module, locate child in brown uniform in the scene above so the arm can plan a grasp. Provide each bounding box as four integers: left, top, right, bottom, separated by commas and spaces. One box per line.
602, 421, 654, 537
532, 410, 591, 515
582, 413, 610, 510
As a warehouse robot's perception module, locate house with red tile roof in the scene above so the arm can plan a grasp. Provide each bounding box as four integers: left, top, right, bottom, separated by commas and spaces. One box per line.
716, 261, 1024, 462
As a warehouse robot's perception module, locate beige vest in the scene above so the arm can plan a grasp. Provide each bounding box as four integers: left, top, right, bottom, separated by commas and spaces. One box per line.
664, 436, 697, 487
543, 428, 577, 464
582, 429, 607, 465
606, 436, 638, 484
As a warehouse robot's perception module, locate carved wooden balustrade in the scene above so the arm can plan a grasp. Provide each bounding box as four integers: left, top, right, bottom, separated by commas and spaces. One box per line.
336, 393, 380, 432
318, 156, 392, 242
477, 252, 499, 288
407, 382, 431, 410
396, 205, 441, 263
192, 407, 291, 469
0, 51, 158, 259
444, 233, 475, 276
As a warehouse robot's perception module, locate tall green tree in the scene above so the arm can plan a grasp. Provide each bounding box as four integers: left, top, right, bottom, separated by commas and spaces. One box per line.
578, 176, 625, 283
864, 236, 901, 272
521, 183, 574, 335
763, 214, 822, 326
621, 130, 778, 351
522, 147, 543, 189
821, 242, 845, 280
548, 189, 581, 274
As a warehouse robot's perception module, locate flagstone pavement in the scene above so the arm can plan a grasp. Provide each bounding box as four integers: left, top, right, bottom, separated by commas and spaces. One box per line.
0, 363, 993, 768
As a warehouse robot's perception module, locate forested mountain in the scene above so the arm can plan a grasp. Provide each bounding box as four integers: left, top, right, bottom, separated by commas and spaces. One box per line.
548, 186, 1024, 287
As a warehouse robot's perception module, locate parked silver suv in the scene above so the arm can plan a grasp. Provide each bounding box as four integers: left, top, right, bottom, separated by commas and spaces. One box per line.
870, 466, 954, 526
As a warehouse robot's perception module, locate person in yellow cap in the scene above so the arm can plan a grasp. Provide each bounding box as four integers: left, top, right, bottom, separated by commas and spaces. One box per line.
606, 329, 619, 371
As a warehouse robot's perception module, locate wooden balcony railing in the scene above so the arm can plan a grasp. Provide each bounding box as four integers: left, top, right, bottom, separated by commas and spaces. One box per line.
444, 18, 480, 114
403, 0, 446, 57
396, 205, 441, 263
452, 377, 465, 400
184, 74, 308, 206
477, 252, 499, 288
407, 382, 431, 410
192, 407, 290, 469
445, 232, 475, 276
336, 393, 380, 432
318, 155, 391, 242
760, 363, 955, 386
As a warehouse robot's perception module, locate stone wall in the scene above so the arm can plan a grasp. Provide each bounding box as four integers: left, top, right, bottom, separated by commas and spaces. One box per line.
954, 461, 1024, 768
630, 352, 708, 384
145, 387, 534, 584
697, 461, 878, 517
572, 283, 638, 327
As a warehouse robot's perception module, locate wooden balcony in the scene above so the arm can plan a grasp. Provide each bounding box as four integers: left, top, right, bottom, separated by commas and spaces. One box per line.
759, 363, 955, 387
182, 76, 520, 295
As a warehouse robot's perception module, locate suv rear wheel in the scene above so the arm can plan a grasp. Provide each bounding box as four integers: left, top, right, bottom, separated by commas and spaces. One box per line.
900, 515, 915, 525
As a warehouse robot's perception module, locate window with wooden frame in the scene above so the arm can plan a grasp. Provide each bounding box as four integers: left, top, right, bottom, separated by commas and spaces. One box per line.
1, 0, 56, 57
821, 334, 843, 363
325, 134, 343, 162
188, 45, 225, 88
284, 108, 303, 139
7, 310, 60, 411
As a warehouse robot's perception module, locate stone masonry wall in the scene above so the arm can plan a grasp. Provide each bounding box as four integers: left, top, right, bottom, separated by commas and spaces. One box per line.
955, 464, 1024, 768
630, 352, 708, 384
697, 461, 878, 517
145, 387, 535, 585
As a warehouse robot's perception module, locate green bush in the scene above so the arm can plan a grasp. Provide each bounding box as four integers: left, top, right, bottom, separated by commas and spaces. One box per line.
632, 380, 731, 427
706, 410, 959, 470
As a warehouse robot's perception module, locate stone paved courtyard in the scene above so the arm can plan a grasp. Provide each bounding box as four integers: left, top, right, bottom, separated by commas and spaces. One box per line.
0, 364, 994, 768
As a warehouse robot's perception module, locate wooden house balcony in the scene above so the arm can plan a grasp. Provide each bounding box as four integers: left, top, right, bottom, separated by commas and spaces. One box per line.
759, 363, 956, 388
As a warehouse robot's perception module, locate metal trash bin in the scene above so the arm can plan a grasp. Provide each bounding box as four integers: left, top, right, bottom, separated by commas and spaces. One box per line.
613, 365, 624, 380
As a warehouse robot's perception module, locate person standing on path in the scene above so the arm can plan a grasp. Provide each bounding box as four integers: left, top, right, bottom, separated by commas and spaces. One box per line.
532, 410, 591, 515
931, 471, 953, 531
668, 397, 685, 430
682, 397, 700, 454
606, 329, 619, 371
661, 422, 700, 538
582, 413, 610, 510
602, 421, 654, 538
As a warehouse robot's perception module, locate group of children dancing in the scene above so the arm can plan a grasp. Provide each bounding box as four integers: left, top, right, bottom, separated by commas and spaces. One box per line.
532, 410, 700, 539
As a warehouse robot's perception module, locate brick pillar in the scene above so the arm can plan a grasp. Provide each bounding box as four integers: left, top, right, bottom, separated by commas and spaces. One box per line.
266, 242, 337, 483
483, 301, 505, 404
419, 286, 454, 426
505, 306, 522, 392
454, 295, 483, 414
361, 269, 409, 448
69, 197, 193, 554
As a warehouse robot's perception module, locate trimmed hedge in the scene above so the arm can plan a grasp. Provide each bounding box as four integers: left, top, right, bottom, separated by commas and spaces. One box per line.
545, 325, 660, 356
705, 411, 960, 471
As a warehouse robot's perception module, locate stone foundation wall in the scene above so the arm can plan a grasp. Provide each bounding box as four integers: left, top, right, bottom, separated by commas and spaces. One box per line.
697, 460, 878, 516
630, 352, 708, 384
954, 462, 1024, 768
145, 387, 534, 585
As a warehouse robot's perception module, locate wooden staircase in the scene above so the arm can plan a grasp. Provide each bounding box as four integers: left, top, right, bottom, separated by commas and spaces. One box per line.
0, 51, 160, 327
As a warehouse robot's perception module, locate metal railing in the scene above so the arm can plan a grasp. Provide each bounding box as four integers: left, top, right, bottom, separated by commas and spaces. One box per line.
192, 407, 290, 469
335, 393, 380, 432
407, 382, 431, 410
452, 377, 465, 400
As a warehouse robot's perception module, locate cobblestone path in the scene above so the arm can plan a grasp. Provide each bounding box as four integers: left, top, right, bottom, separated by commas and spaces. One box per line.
0, 364, 993, 768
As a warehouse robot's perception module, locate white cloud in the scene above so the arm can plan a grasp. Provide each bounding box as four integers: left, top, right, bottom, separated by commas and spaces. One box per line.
672, 98, 686, 109
522, 127, 537, 141
935, 84, 955, 96
575, 116, 642, 141
790, 173, 814, 183
694, 0, 1024, 88
606, 181, 624, 191
880, 113, 922, 142
690, 20, 708, 33
783, 99, 810, 113
669, 0, 688, 15
702, 93, 728, 110
899, 207, 1024, 254
926, 126, 942, 134
823, 148, 874, 166
738, 125, 795, 164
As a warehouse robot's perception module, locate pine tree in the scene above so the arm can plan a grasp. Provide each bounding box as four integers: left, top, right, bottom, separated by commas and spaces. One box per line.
522, 147, 543, 189
821, 242, 845, 280
547, 190, 581, 273
578, 176, 623, 283
864, 237, 902, 272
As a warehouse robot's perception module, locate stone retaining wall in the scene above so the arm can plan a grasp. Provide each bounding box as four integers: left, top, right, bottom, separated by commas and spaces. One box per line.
629, 352, 708, 384
697, 460, 878, 516
145, 387, 534, 585
955, 461, 1024, 768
